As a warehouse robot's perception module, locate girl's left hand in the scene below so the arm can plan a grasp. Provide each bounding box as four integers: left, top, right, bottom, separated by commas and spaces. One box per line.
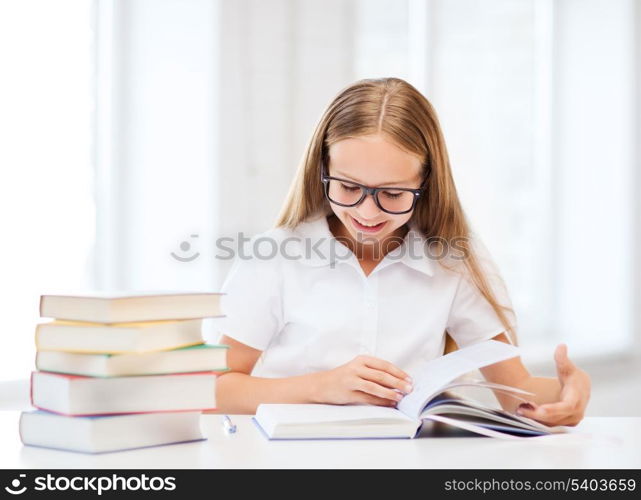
516, 344, 591, 426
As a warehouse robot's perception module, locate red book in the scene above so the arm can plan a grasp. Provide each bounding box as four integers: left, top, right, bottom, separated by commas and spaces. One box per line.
30, 371, 218, 416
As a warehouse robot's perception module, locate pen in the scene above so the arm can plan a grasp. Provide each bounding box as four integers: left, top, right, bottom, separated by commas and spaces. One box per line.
222, 415, 237, 434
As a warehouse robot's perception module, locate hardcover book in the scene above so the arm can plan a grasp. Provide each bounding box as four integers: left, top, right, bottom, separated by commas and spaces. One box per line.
254, 341, 568, 440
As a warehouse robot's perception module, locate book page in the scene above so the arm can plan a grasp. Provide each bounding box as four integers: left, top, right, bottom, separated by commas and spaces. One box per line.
435, 380, 534, 404
254, 404, 420, 439
397, 340, 521, 419
442, 379, 534, 397
423, 414, 527, 440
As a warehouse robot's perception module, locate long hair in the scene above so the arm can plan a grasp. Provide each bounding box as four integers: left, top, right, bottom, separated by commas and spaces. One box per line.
275, 77, 517, 344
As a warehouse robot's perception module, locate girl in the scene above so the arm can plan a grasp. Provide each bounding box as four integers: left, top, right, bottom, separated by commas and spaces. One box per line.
215, 77, 591, 426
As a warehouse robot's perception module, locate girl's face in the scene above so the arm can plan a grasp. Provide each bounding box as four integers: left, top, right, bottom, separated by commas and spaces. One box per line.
326, 134, 423, 251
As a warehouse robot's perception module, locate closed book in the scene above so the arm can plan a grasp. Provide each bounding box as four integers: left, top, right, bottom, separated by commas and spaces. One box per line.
36, 344, 229, 377
31, 371, 218, 416
39, 292, 224, 323
20, 410, 205, 453
35, 319, 204, 354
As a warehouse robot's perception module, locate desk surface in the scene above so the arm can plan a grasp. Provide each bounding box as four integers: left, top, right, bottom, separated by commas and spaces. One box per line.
1, 412, 640, 469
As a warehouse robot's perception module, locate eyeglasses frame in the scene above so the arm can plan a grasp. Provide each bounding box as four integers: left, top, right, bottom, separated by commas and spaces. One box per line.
320, 164, 429, 215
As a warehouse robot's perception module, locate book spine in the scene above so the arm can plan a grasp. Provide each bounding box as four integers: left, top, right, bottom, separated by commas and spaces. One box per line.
31, 405, 218, 418
18, 412, 25, 445
29, 372, 35, 406
34, 324, 41, 350
34, 370, 225, 381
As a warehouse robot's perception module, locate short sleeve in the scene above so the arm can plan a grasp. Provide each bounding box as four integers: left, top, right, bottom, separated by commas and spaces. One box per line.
215, 255, 284, 351
445, 236, 517, 347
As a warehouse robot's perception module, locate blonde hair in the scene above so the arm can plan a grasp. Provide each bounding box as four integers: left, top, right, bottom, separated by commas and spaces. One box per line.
275, 77, 517, 344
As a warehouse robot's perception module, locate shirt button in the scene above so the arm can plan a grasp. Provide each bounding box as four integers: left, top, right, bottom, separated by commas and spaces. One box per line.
365, 300, 375, 308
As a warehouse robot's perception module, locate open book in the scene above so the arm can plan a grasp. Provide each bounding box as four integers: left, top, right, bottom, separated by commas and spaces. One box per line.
254, 340, 568, 440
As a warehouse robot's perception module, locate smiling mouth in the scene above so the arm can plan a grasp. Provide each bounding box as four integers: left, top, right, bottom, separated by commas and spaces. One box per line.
350, 215, 387, 232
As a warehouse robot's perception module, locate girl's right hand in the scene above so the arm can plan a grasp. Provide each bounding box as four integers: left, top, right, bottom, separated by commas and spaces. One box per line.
313, 355, 413, 407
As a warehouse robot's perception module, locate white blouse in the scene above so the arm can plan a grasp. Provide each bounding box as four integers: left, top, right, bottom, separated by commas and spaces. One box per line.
214, 213, 516, 378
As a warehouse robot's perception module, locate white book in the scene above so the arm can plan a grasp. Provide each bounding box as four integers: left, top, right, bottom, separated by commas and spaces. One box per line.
20, 411, 205, 453
39, 292, 224, 323
254, 340, 568, 440
31, 371, 218, 416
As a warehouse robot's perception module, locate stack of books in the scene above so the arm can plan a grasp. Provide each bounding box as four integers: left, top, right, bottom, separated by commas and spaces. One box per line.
19, 292, 228, 453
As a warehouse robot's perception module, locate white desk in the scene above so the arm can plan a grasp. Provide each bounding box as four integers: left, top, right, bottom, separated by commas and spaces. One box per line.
1, 412, 640, 469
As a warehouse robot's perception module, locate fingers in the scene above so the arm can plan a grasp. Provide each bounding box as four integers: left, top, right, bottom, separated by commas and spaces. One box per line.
554, 344, 577, 381
359, 367, 413, 394
358, 355, 412, 383
352, 391, 399, 407
518, 407, 583, 426
516, 404, 556, 425
516, 398, 583, 426
355, 379, 405, 403
352, 356, 413, 402
342, 355, 413, 406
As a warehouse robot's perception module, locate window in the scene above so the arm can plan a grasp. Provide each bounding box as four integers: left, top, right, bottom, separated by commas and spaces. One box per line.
353, 0, 637, 359
0, 0, 95, 380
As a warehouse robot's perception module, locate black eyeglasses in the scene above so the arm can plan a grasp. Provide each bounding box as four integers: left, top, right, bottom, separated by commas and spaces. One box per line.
321, 168, 426, 215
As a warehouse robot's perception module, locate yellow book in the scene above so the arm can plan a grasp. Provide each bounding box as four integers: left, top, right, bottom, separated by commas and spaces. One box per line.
35, 319, 205, 354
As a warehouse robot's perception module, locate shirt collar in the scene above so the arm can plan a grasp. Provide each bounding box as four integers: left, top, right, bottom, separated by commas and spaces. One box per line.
292, 213, 435, 277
